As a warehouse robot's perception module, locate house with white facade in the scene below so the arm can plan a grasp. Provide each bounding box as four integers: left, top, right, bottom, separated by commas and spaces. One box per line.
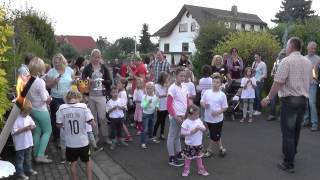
153, 4, 267, 65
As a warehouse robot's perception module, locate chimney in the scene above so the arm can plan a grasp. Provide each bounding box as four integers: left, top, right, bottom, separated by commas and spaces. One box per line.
231, 5, 238, 16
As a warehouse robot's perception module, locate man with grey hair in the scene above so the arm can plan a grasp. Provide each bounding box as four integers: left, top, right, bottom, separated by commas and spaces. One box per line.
261, 37, 312, 173
302, 41, 320, 131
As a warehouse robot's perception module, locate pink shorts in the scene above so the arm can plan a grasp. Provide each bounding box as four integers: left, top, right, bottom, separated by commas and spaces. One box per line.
134, 105, 143, 122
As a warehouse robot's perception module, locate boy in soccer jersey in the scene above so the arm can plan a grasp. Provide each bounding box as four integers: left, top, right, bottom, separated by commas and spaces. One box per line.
56, 90, 95, 180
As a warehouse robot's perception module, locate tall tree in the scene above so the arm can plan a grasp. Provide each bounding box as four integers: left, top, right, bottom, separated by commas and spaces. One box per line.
139, 23, 152, 53
115, 37, 135, 54
96, 36, 110, 52
57, 42, 79, 60
13, 8, 56, 58
272, 0, 316, 23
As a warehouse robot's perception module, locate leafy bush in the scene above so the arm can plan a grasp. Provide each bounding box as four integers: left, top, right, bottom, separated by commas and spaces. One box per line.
269, 17, 320, 53
192, 21, 230, 77
0, 7, 14, 128
214, 31, 281, 89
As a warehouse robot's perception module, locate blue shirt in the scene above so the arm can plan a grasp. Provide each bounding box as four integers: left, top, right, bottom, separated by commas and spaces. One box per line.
47, 67, 74, 98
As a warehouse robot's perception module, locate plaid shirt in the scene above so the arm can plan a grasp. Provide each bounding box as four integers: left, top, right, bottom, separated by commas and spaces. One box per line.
274, 51, 312, 98
154, 59, 170, 82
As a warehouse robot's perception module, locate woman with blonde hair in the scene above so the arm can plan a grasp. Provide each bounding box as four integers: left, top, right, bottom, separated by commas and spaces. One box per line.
27, 57, 53, 163
46, 53, 75, 142
82, 49, 112, 144
211, 55, 228, 80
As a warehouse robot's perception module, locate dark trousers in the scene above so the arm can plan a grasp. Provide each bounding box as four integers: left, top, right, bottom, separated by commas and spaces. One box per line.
153, 110, 168, 137
109, 118, 124, 139
269, 95, 278, 116
280, 96, 307, 168
254, 81, 264, 111
141, 113, 154, 144
50, 97, 64, 140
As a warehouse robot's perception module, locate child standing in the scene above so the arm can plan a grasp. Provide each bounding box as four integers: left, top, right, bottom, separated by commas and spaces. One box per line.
12, 99, 38, 180
117, 79, 132, 142
56, 90, 94, 180
201, 76, 228, 158
153, 72, 169, 140
141, 82, 159, 148
181, 105, 209, 177
196, 65, 213, 120
133, 78, 145, 135
182, 68, 196, 105
106, 86, 128, 150
167, 67, 188, 167
240, 67, 256, 123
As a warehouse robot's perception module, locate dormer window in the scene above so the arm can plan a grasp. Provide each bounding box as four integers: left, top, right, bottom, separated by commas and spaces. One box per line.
179, 23, 188, 32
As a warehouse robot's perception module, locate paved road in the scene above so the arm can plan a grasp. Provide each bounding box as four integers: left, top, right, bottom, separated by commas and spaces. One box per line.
103, 115, 320, 180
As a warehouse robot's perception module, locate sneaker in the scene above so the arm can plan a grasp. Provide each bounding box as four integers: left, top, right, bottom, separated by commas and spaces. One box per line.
248, 118, 253, 123
277, 162, 295, 173
26, 169, 38, 176
240, 118, 245, 123
110, 142, 116, 150
219, 148, 227, 157
311, 126, 318, 132
182, 169, 190, 177
60, 160, 66, 164
160, 134, 166, 140
94, 146, 104, 152
119, 140, 129, 146
152, 137, 160, 144
141, 144, 147, 149
198, 169, 209, 176
176, 152, 184, 161
105, 139, 112, 145
302, 121, 310, 127
168, 157, 184, 167
203, 151, 213, 158
253, 111, 261, 116
16, 174, 29, 180
125, 136, 133, 142
35, 157, 53, 163
266, 115, 276, 121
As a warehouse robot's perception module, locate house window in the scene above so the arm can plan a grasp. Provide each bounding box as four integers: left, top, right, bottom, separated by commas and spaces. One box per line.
241, 24, 245, 31
182, 43, 189, 52
191, 22, 196, 32
224, 22, 231, 29
179, 23, 188, 32
251, 24, 254, 31
260, 25, 264, 31
164, 43, 170, 52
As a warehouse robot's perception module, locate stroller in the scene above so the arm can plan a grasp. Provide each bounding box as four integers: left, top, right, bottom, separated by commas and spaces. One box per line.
223, 79, 243, 120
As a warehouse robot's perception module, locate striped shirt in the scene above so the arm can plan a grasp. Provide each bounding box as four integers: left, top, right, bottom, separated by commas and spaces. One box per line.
154, 59, 170, 82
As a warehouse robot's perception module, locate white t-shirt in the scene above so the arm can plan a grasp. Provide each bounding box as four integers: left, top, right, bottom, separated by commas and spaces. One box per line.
181, 118, 205, 146
56, 103, 93, 148
142, 95, 159, 114
155, 84, 167, 111
27, 77, 50, 111
168, 83, 188, 117
106, 98, 126, 118
11, 115, 35, 151
240, 77, 257, 99
118, 90, 128, 105
182, 82, 196, 98
201, 90, 228, 123
197, 77, 213, 97
133, 89, 144, 103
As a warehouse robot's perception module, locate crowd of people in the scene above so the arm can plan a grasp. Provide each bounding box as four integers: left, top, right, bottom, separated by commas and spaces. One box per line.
10, 37, 320, 179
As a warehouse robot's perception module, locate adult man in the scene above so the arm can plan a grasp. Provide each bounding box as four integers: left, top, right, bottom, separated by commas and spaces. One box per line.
267, 49, 286, 121
302, 41, 320, 131
252, 52, 267, 116
261, 37, 312, 173
154, 51, 170, 82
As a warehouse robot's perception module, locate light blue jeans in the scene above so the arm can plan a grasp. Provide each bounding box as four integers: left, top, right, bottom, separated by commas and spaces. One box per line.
303, 83, 318, 127
15, 147, 32, 175
166, 118, 182, 156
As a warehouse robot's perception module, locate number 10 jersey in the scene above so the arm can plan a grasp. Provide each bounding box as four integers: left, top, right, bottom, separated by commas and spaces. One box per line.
56, 103, 94, 148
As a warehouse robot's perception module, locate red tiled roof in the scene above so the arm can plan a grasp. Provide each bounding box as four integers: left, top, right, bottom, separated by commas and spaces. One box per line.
55, 35, 97, 53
